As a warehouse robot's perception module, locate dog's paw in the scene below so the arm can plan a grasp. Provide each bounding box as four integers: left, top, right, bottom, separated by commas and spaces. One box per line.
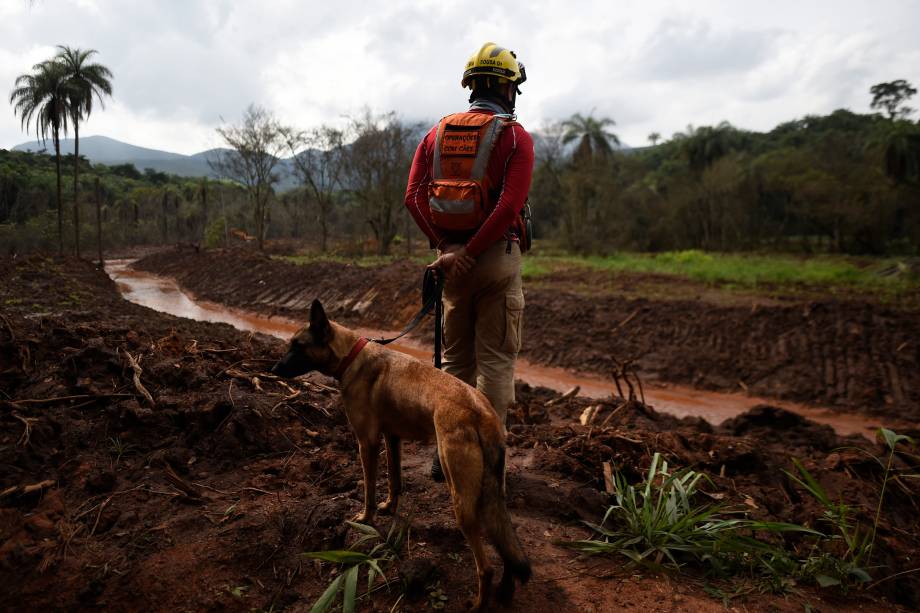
351, 512, 374, 525
377, 498, 398, 515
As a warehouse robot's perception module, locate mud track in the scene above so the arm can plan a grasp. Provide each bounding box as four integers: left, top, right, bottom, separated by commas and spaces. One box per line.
1, 255, 918, 611
135, 249, 920, 419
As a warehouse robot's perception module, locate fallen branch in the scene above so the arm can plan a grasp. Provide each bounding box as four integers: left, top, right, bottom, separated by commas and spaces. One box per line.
0, 479, 56, 499
598, 401, 626, 429
304, 380, 338, 394
270, 390, 301, 413
122, 349, 155, 407
546, 386, 580, 407
12, 412, 37, 447
611, 309, 639, 333
9, 393, 134, 406
217, 358, 276, 378
163, 464, 202, 499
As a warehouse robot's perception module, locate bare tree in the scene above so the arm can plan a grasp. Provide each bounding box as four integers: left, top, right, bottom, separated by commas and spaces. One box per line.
283, 125, 346, 252
210, 104, 288, 250
344, 111, 420, 255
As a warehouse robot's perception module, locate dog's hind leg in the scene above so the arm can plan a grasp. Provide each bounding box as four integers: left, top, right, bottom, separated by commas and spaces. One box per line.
441, 434, 493, 612
378, 434, 401, 515
353, 437, 380, 524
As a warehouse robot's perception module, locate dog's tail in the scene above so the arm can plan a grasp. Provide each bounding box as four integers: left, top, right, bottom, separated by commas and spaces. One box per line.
480, 430, 531, 597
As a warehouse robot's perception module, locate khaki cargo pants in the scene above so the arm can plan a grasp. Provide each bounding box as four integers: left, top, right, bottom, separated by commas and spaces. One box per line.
441, 240, 523, 423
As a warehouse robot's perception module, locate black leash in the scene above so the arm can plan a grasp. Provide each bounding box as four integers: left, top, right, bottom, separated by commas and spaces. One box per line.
370, 268, 444, 370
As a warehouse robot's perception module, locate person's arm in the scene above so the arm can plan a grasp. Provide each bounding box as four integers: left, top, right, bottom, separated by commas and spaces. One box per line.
403, 128, 446, 248
465, 124, 534, 257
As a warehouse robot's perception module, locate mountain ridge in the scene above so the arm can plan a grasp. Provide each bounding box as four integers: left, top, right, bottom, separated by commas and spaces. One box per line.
10, 135, 300, 188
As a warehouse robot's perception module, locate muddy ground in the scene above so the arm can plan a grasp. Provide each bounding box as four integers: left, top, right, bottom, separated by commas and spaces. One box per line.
1, 255, 919, 612
134, 249, 920, 419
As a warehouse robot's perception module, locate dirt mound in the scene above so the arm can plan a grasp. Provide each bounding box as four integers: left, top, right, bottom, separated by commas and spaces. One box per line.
134, 249, 920, 419
2, 254, 918, 611
721, 404, 840, 450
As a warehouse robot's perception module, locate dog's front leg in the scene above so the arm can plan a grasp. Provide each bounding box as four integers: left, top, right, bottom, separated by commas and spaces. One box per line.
354, 438, 380, 524
378, 435, 401, 514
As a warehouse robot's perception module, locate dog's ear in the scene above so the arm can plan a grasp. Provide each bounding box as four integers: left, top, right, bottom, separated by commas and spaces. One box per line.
309, 299, 332, 343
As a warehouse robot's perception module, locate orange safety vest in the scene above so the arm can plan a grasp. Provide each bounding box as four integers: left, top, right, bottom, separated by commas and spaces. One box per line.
427, 112, 517, 232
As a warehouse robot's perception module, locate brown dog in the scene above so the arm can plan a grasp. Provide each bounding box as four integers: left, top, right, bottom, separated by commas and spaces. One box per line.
272, 299, 530, 610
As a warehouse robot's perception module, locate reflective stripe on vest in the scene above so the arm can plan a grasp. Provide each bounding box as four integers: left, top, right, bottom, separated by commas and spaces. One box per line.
429, 197, 477, 215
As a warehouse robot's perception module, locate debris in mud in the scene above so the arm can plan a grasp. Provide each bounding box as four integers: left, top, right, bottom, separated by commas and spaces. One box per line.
1, 254, 918, 612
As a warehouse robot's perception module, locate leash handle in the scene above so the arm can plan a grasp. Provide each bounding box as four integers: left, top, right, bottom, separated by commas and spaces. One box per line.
433, 271, 443, 370
370, 268, 444, 352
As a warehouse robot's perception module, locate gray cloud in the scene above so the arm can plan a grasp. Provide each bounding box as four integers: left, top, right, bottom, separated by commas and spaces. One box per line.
2, 0, 919, 154
635, 19, 780, 81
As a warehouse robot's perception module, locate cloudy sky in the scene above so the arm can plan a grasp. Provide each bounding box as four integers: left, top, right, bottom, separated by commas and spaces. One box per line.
2, 0, 918, 154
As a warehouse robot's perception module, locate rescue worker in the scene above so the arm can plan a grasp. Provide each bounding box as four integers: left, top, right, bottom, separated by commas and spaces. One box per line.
404, 42, 534, 481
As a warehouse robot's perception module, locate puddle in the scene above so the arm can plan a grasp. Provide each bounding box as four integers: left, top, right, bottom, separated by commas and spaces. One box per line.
106, 259, 893, 437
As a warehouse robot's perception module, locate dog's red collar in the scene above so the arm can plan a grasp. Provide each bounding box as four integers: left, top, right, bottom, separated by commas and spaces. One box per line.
333, 337, 369, 380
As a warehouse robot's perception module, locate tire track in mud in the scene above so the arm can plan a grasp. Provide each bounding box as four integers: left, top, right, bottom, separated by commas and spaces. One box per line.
133, 249, 920, 420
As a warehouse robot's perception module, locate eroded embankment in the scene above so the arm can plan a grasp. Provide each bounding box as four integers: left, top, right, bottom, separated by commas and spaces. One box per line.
134, 249, 920, 419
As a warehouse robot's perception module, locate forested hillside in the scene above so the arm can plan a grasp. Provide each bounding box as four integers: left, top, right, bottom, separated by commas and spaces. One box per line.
533, 109, 920, 255
3, 108, 919, 256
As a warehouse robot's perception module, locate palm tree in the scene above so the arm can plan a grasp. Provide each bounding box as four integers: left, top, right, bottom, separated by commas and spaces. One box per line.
648, 132, 661, 146
10, 60, 73, 254
562, 112, 620, 162
56, 46, 113, 258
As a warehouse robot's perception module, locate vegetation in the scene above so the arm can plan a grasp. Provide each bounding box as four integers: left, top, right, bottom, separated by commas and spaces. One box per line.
569, 430, 916, 595
566, 453, 820, 576
210, 105, 290, 251
5, 74, 919, 259
0, 148, 251, 254
521, 250, 919, 295
283, 125, 346, 253
9, 58, 74, 254
55, 45, 113, 258
8, 46, 112, 257
533, 99, 920, 256
304, 519, 408, 613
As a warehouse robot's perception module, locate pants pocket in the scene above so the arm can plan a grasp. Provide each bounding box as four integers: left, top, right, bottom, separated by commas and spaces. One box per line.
501, 292, 524, 353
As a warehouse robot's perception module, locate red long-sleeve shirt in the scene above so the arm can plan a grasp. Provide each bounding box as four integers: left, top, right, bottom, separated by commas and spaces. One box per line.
404, 110, 534, 258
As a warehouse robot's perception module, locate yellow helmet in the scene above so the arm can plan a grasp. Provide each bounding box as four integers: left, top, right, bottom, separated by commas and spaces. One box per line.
461, 42, 527, 92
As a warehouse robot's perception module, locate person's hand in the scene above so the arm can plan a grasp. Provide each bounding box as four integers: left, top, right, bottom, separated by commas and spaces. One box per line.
428, 244, 475, 279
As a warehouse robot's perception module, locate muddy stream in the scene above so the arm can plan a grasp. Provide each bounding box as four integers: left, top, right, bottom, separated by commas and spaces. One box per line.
106, 259, 892, 437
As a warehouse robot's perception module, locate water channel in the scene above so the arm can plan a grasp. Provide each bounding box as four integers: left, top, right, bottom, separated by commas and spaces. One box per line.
106, 259, 893, 437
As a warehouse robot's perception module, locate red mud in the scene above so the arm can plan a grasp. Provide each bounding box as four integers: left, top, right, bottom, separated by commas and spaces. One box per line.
1, 254, 919, 611
132, 249, 920, 420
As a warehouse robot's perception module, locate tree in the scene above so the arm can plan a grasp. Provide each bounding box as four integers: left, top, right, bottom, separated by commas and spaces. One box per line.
344, 111, 420, 255
210, 105, 289, 250
283, 125, 346, 252
9, 59, 73, 254
56, 46, 113, 258
561, 112, 620, 161
677, 122, 745, 173
870, 80, 917, 120
648, 132, 661, 146
882, 124, 920, 184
